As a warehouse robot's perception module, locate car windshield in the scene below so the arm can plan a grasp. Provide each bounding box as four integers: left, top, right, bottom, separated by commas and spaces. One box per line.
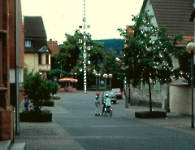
112, 89, 120, 92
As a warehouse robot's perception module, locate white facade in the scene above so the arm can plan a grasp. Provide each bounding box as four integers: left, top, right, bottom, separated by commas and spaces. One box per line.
24, 53, 51, 74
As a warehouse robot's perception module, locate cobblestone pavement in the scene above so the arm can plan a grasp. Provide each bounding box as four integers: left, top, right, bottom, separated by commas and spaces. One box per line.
14, 91, 195, 150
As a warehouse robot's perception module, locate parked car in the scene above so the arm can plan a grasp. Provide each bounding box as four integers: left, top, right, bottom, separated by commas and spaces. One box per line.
112, 88, 122, 99
101, 91, 117, 104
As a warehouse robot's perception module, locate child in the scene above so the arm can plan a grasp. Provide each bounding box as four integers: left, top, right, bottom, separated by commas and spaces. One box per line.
94, 95, 100, 116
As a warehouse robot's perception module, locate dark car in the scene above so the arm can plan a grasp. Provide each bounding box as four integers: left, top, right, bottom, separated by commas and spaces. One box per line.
112, 88, 122, 99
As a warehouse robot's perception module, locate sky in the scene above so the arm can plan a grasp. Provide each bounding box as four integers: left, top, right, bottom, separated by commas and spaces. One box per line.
21, 0, 143, 44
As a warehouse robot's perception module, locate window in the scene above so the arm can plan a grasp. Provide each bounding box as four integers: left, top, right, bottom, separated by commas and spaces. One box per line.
46, 54, 49, 64
137, 82, 142, 92
154, 81, 160, 94
145, 84, 149, 93
25, 40, 31, 47
38, 54, 42, 64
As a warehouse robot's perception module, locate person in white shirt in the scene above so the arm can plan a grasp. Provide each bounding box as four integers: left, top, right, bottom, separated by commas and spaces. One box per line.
94, 95, 100, 116
102, 94, 111, 115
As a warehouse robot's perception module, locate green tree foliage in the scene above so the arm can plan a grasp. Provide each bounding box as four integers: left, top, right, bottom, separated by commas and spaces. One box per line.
102, 49, 124, 89
118, 11, 183, 112
24, 63, 33, 80
88, 41, 104, 72
118, 11, 183, 87
55, 30, 83, 72
21, 71, 58, 112
102, 49, 117, 74
173, 46, 194, 85
49, 69, 70, 78
55, 30, 104, 86
58, 31, 105, 87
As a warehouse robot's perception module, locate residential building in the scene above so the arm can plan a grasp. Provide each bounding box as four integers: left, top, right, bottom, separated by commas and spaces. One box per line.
127, 0, 194, 110
47, 39, 60, 70
0, 0, 24, 141
24, 16, 51, 77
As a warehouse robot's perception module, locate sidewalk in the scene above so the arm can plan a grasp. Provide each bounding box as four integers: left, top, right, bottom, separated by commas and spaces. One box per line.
124, 105, 194, 134
13, 99, 85, 150
13, 96, 195, 150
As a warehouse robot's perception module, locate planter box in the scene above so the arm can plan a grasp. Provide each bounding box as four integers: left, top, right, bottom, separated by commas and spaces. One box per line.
135, 111, 166, 119
52, 96, 60, 100
20, 112, 52, 122
40, 100, 54, 106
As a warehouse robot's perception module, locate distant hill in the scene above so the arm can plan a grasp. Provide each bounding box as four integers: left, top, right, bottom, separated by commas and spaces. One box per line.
94, 39, 125, 52
58, 39, 125, 53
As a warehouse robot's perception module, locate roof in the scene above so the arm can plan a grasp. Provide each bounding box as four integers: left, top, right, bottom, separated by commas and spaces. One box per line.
24, 16, 47, 38
148, 0, 194, 36
38, 46, 51, 53
47, 39, 60, 56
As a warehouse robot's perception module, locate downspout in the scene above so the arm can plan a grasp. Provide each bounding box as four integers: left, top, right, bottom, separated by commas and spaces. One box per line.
15, 0, 20, 135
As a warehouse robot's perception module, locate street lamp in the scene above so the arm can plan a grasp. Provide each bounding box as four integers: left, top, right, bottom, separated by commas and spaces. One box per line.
58, 62, 62, 78
74, 73, 77, 88
103, 74, 108, 91
108, 74, 113, 90
96, 73, 101, 92
186, 42, 195, 128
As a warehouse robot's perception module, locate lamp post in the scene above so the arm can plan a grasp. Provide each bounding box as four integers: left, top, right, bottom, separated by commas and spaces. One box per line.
74, 73, 77, 88
58, 62, 62, 78
103, 74, 108, 91
108, 74, 113, 90
96, 73, 101, 92
186, 42, 195, 128
95, 73, 98, 92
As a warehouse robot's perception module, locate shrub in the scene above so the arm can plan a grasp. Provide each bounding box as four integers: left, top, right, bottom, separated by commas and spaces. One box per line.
20, 71, 57, 112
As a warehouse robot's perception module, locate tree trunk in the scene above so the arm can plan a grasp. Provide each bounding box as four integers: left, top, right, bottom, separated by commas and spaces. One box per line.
125, 83, 129, 108
148, 77, 152, 113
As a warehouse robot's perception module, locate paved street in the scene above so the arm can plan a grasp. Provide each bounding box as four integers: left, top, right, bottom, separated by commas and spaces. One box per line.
14, 90, 195, 150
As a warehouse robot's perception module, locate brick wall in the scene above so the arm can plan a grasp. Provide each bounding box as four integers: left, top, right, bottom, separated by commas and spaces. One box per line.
9, 0, 24, 105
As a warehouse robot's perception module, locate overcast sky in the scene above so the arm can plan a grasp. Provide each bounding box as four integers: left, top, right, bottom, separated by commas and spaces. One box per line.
21, 0, 143, 44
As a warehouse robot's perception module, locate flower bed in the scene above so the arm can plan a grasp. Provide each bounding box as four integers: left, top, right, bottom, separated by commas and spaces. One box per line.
52, 95, 60, 100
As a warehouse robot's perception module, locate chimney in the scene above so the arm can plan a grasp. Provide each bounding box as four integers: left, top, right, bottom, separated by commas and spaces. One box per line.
50, 39, 52, 44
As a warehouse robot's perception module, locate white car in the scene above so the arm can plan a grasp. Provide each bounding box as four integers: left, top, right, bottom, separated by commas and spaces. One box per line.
101, 91, 117, 104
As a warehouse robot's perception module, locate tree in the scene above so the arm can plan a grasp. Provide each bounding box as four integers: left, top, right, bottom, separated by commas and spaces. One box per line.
55, 30, 83, 72
88, 41, 104, 73
101, 49, 124, 89
55, 30, 105, 88
68, 33, 105, 87
118, 11, 183, 112
49, 69, 70, 79
102, 49, 116, 74
173, 47, 193, 85
20, 71, 58, 112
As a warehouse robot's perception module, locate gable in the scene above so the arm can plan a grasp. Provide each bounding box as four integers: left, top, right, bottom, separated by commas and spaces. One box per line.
149, 0, 194, 36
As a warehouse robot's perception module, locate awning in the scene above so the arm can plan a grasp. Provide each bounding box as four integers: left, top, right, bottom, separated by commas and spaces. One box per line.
58, 77, 78, 82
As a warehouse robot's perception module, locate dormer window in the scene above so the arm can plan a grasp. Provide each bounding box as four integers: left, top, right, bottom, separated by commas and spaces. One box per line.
25, 40, 31, 47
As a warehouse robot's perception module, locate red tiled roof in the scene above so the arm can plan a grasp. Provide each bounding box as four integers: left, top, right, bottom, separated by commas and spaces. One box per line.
150, 0, 194, 36
24, 16, 47, 38
47, 39, 59, 56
